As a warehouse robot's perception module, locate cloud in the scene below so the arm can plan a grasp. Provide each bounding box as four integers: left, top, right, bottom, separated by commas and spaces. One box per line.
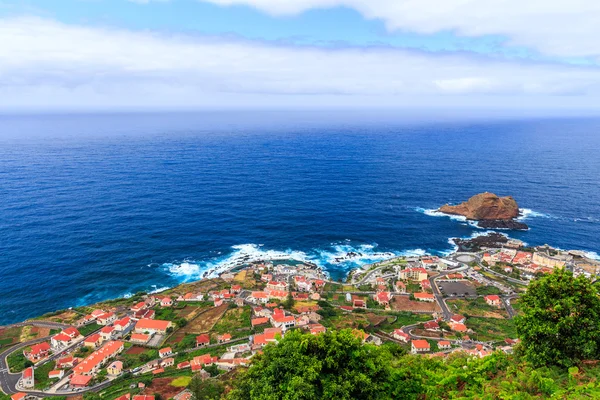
0, 16, 599, 110
199, 0, 600, 60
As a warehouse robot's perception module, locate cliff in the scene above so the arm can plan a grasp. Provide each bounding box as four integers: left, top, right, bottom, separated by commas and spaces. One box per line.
439, 192, 520, 220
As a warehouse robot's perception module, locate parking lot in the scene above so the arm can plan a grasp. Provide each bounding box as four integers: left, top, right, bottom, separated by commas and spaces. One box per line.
438, 281, 477, 297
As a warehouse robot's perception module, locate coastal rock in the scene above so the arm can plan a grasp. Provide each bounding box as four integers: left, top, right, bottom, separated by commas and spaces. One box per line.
452, 232, 509, 252
477, 219, 529, 230
439, 192, 519, 220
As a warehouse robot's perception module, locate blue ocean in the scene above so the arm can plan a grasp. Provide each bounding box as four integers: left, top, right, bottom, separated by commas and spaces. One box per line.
1, 111, 599, 324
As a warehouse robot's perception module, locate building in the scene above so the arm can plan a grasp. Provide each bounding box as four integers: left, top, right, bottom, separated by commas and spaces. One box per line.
217, 334, 232, 343
450, 315, 466, 325
21, 367, 34, 388
84, 333, 103, 348
24, 342, 51, 361
395, 281, 406, 293
413, 293, 435, 302
130, 333, 151, 345
533, 251, 572, 269
70, 374, 92, 388
271, 309, 296, 329
249, 291, 269, 304
411, 340, 430, 354
251, 317, 270, 327
438, 341, 452, 350
309, 324, 326, 335
399, 267, 428, 281
134, 319, 172, 335
424, 321, 440, 331
160, 297, 173, 307
353, 299, 367, 309
252, 328, 283, 348
196, 334, 210, 347
113, 317, 131, 332
97, 312, 117, 326
100, 326, 115, 341
159, 347, 173, 358
107, 361, 123, 375
11, 393, 26, 400
374, 292, 392, 306
131, 302, 147, 312
51, 327, 82, 348
49, 370, 65, 380
73, 341, 124, 376
392, 329, 409, 342
190, 354, 218, 371
161, 357, 175, 368
266, 281, 287, 291
485, 295, 502, 307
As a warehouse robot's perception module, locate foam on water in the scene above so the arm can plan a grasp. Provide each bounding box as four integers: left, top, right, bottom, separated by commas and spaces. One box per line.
415, 207, 467, 222
518, 208, 551, 220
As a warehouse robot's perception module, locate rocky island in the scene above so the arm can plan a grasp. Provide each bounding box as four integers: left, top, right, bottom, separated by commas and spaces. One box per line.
439, 192, 529, 230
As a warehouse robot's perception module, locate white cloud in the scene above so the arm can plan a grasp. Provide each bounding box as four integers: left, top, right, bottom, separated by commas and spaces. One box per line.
0, 16, 599, 110
200, 0, 600, 59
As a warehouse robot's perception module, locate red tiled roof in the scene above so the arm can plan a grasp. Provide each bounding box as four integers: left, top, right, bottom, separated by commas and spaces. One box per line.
412, 340, 430, 349
74, 341, 123, 375
196, 334, 210, 344
70, 374, 93, 386
135, 319, 171, 331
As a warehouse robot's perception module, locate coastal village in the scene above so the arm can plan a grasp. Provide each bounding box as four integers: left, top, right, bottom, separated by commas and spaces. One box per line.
1, 236, 599, 400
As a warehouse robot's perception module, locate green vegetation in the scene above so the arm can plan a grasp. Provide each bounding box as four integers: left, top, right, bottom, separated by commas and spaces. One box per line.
78, 323, 101, 336
171, 376, 192, 387
7, 349, 33, 373
447, 297, 508, 318
119, 348, 159, 369
154, 307, 188, 328
516, 269, 600, 367
467, 317, 517, 342
475, 285, 502, 295
211, 306, 252, 339
189, 375, 225, 400
0, 326, 21, 348
33, 361, 57, 390
228, 329, 402, 400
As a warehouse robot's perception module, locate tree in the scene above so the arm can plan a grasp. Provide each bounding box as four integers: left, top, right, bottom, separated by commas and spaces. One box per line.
227, 329, 416, 400
188, 375, 225, 400
283, 292, 295, 310
515, 269, 600, 367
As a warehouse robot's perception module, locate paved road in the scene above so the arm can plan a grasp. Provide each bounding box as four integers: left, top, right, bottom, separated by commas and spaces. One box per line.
429, 266, 468, 321
502, 294, 520, 319
478, 263, 529, 286
0, 323, 101, 396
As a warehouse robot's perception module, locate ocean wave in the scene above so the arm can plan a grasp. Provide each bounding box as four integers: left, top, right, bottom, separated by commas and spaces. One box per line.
415, 207, 467, 222
581, 251, 600, 261
518, 208, 551, 220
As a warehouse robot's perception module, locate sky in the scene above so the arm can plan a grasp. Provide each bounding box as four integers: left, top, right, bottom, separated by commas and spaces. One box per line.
1, 0, 600, 112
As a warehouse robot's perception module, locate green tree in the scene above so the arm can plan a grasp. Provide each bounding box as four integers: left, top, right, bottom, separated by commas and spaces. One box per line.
515, 269, 600, 367
228, 329, 415, 400
188, 375, 225, 400
283, 292, 295, 310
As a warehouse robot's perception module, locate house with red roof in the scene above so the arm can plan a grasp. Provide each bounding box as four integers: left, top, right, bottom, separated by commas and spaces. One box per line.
49, 369, 64, 380
160, 297, 173, 307
249, 291, 268, 304
133, 396, 155, 400
420, 280, 431, 291
24, 342, 51, 361
177, 361, 190, 369
158, 347, 173, 358
190, 354, 218, 371
130, 333, 150, 345
413, 293, 435, 302
251, 317, 270, 327
134, 319, 172, 335
100, 326, 115, 341
11, 393, 26, 400
374, 292, 392, 306
22, 367, 34, 388
97, 312, 117, 326
131, 302, 147, 313
133, 309, 155, 320
196, 334, 210, 347
450, 315, 466, 324
114, 316, 132, 331
438, 340, 452, 350
217, 334, 232, 343
70, 374, 92, 388
411, 340, 430, 354
392, 329, 409, 342
84, 334, 103, 348
252, 328, 283, 348
56, 355, 76, 369
51, 327, 82, 349
424, 321, 440, 331
395, 281, 406, 293
271, 309, 296, 329
231, 285, 242, 294
451, 323, 468, 332
353, 299, 367, 309
485, 295, 502, 307
309, 324, 326, 335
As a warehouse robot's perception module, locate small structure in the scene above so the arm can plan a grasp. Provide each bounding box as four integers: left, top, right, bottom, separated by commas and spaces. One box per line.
107, 361, 123, 376
21, 367, 34, 389
49, 370, 65, 380
196, 334, 210, 347
438, 341, 452, 350
485, 295, 502, 307
411, 340, 430, 354
158, 347, 173, 358
70, 374, 93, 388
